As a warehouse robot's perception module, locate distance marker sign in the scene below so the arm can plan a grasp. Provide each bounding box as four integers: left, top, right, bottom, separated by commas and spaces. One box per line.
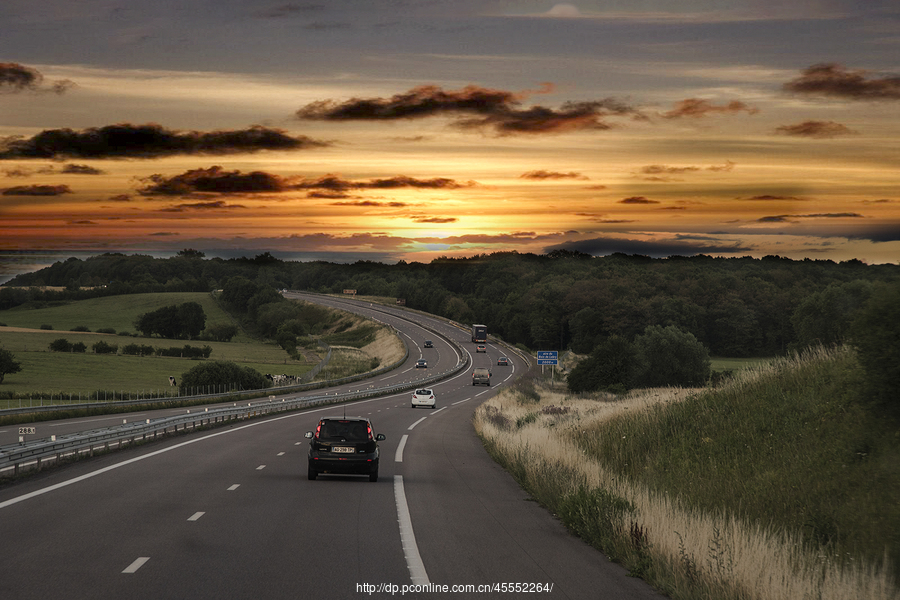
537, 351, 558, 365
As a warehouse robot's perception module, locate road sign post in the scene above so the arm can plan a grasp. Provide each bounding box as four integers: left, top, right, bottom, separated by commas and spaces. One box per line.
537, 351, 559, 380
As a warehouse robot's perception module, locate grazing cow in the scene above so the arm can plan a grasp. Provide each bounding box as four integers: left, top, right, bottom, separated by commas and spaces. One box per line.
169, 376, 177, 386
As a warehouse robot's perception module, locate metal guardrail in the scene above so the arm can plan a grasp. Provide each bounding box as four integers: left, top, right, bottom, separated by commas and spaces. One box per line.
0, 311, 470, 477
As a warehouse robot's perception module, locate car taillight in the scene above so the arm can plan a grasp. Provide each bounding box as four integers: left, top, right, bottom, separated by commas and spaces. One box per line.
314, 421, 322, 438
367, 423, 374, 441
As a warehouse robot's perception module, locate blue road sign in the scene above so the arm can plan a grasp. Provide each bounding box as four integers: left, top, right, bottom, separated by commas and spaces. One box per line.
537, 350, 558, 365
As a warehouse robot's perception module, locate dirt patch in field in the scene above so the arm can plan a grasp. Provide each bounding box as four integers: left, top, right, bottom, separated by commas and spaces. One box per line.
0, 326, 109, 335
361, 326, 405, 366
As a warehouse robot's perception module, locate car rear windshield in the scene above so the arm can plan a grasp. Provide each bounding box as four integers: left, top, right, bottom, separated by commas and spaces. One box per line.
318, 420, 370, 441
416, 389, 432, 395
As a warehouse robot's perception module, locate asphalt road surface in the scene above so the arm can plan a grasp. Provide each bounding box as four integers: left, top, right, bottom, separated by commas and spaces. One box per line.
0, 294, 666, 599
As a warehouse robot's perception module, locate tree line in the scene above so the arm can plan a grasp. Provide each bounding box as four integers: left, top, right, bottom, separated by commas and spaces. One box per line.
4, 249, 897, 357
1, 249, 898, 404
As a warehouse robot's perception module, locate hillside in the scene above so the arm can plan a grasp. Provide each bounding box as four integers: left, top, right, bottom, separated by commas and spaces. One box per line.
474, 347, 899, 600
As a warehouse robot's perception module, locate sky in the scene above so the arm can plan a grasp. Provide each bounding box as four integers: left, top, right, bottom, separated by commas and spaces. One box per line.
1, 0, 899, 271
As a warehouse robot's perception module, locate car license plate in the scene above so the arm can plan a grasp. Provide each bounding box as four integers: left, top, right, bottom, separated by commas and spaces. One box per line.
332, 446, 354, 453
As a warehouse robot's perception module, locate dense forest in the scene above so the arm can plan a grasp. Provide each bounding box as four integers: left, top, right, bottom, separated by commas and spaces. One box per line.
3, 249, 899, 358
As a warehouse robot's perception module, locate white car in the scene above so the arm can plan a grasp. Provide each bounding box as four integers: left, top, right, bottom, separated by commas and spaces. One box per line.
411, 388, 436, 409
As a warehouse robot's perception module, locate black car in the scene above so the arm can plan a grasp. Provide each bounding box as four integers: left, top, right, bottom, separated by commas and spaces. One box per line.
305, 417, 385, 482
416, 359, 427, 368
424, 340, 433, 348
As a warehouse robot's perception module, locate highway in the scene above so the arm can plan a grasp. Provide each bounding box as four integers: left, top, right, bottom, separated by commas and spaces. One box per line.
0, 294, 665, 599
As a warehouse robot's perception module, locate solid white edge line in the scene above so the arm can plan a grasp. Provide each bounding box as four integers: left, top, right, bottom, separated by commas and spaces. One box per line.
394, 475, 429, 586
122, 557, 150, 574
395, 434, 408, 463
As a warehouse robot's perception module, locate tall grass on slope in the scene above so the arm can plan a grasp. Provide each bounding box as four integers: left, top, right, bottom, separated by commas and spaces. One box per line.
578, 346, 899, 578
473, 351, 898, 600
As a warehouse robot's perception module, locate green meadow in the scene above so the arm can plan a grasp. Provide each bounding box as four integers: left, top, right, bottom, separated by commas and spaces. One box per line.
0, 292, 248, 339
0, 292, 309, 399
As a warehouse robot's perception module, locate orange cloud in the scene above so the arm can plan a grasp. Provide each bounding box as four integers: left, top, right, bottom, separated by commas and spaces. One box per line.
661, 98, 759, 118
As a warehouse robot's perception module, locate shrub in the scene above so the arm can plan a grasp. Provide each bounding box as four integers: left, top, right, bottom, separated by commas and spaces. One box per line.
204, 323, 238, 342
0, 348, 23, 384
71, 341, 87, 353
96, 327, 116, 334
631, 325, 710, 388
40, 324, 53, 330
49, 338, 72, 352
567, 335, 636, 393
179, 360, 270, 391
92, 340, 118, 354
122, 343, 156, 356
155, 344, 212, 359
72, 325, 90, 332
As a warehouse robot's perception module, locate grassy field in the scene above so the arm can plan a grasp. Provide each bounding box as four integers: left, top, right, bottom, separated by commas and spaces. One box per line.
474, 347, 899, 600
0, 293, 309, 399
0, 292, 250, 340
0, 292, 407, 403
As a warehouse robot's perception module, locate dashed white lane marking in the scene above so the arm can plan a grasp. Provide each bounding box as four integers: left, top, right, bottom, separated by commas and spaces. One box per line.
452, 398, 470, 405
122, 557, 150, 574
408, 416, 427, 431
187, 512, 205, 521
256, 465, 266, 470
395, 434, 409, 463
277, 452, 285, 456
227, 484, 240, 491
394, 476, 429, 586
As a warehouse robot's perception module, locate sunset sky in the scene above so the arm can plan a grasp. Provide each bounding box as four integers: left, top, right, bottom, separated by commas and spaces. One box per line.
1, 0, 899, 271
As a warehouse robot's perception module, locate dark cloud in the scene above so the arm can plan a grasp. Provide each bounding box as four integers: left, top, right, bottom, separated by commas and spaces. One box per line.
640, 165, 701, 175
296, 84, 643, 135
2, 184, 72, 196
661, 98, 759, 118
841, 224, 900, 242
774, 120, 857, 138
783, 63, 900, 101
744, 194, 805, 201
618, 196, 659, 204
544, 236, 753, 258
576, 213, 634, 223
520, 170, 588, 180
331, 200, 408, 207
757, 212, 865, 223
140, 166, 292, 195
0, 62, 74, 94
61, 164, 105, 175
138, 168, 474, 197
294, 174, 476, 192
412, 216, 457, 223
0, 124, 327, 160
160, 200, 247, 212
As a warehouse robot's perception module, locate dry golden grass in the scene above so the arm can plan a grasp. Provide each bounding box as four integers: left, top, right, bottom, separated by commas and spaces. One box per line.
360, 326, 405, 366
474, 378, 898, 600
